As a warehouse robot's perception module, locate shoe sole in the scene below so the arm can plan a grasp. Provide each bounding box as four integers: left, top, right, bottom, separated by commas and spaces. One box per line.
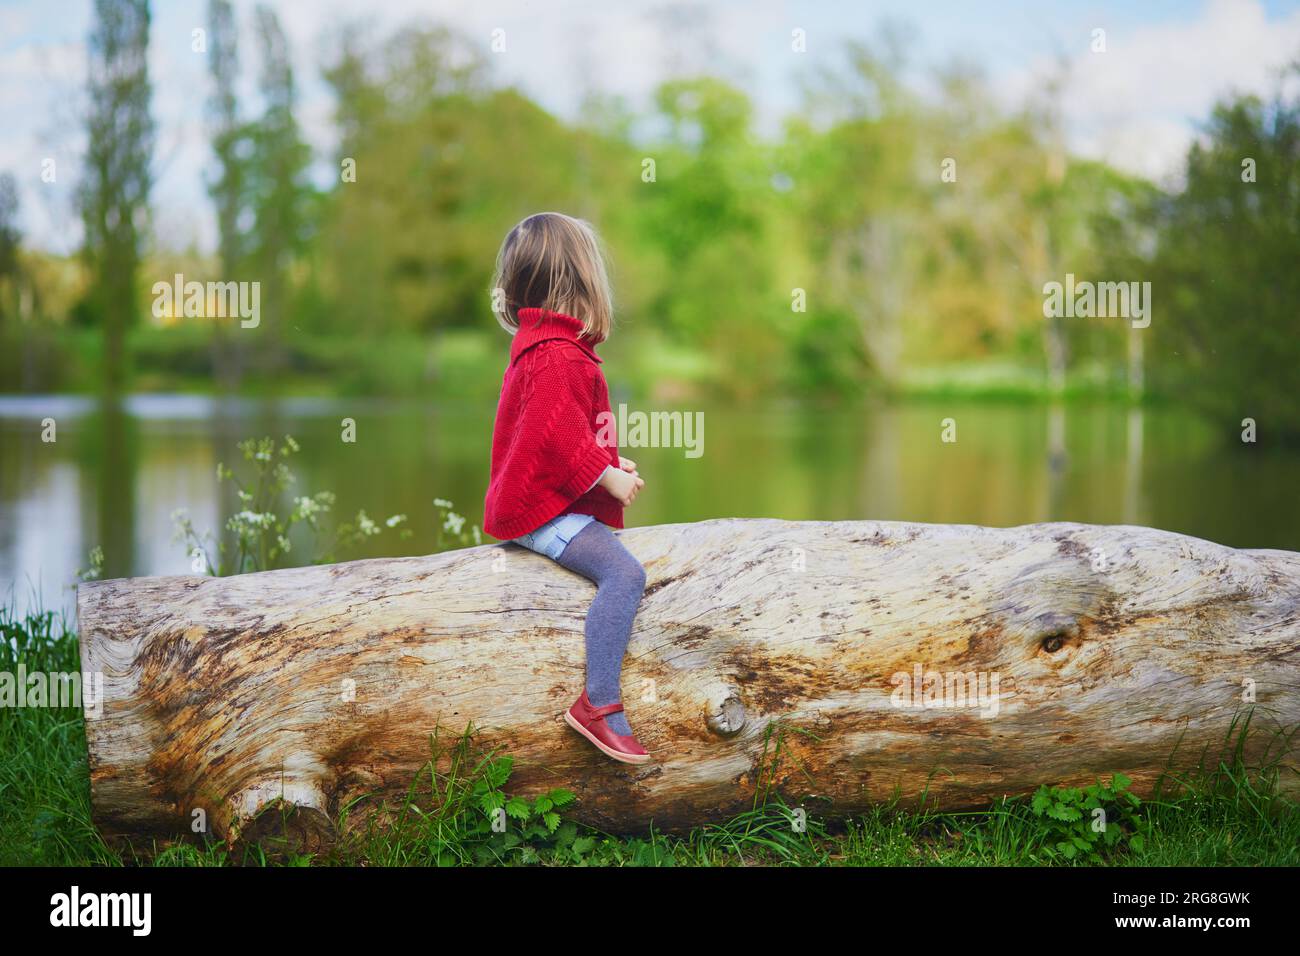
564, 710, 652, 764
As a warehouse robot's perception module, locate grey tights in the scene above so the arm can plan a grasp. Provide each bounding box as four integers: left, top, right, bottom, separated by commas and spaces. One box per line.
555, 520, 646, 737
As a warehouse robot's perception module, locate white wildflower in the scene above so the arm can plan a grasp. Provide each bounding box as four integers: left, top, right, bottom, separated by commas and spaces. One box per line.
233, 510, 275, 528
295, 496, 323, 518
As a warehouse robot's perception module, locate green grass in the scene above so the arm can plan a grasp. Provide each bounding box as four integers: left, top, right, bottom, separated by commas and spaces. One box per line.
897, 357, 1145, 403
3, 604, 1297, 867
2, 323, 1156, 407
0, 606, 118, 866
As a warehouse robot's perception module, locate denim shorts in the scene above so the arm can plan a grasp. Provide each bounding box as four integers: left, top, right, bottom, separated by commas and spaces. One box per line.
513, 512, 596, 561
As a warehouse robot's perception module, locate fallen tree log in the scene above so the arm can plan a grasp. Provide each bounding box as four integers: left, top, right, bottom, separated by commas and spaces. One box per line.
77, 518, 1300, 847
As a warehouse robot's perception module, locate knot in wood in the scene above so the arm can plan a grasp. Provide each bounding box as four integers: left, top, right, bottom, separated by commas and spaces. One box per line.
705, 689, 746, 737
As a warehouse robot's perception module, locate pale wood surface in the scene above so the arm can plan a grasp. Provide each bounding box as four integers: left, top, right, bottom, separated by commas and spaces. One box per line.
76, 518, 1300, 844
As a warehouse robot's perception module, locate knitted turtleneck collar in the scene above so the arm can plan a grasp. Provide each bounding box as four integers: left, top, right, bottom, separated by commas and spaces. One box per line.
509, 308, 602, 365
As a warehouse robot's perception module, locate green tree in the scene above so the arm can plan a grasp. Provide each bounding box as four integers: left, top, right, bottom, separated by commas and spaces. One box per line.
247, 4, 312, 373
790, 37, 923, 387
1150, 76, 1300, 439
206, 0, 248, 388
319, 26, 631, 340
0, 172, 19, 324
80, 0, 154, 393
638, 77, 785, 393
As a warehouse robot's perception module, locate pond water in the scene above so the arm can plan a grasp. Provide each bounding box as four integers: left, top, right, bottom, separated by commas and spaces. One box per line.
2, 393, 1296, 619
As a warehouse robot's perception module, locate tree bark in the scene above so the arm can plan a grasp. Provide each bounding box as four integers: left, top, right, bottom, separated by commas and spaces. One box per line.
76, 518, 1300, 847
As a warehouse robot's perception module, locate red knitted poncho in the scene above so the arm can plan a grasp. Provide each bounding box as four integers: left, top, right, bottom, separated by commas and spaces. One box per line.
482, 308, 622, 540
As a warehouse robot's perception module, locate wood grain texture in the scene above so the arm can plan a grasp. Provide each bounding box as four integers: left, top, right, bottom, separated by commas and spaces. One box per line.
76, 518, 1300, 845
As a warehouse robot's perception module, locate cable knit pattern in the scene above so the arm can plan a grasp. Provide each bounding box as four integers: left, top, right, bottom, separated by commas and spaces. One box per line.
483, 309, 622, 540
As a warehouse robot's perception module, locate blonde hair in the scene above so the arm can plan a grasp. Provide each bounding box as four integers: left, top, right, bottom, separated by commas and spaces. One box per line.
490, 212, 614, 342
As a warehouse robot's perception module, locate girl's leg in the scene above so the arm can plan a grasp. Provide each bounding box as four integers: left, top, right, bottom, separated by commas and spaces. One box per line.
554, 520, 646, 737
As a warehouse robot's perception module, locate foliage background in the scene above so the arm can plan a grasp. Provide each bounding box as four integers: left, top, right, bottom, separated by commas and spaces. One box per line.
1, 4, 1297, 439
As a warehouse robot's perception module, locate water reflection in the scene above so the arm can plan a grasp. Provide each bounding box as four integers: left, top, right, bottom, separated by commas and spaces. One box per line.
1, 393, 1296, 619
1046, 402, 1067, 521
1123, 407, 1144, 526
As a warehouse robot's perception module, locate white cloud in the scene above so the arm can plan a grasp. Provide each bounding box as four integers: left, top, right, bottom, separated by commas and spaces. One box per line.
999, 0, 1300, 181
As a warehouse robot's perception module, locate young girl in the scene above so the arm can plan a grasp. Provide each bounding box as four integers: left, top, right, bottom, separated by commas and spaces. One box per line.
482, 212, 651, 765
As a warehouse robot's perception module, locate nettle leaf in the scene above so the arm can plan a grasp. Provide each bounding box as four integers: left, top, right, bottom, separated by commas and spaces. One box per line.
478, 790, 506, 815
505, 796, 531, 821
1031, 788, 1053, 815
1112, 772, 1132, 792
543, 812, 561, 833
549, 788, 576, 807
533, 795, 554, 815
572, 836, 596, 855
1048, 803, 1083, 822
484, 756, 514, 789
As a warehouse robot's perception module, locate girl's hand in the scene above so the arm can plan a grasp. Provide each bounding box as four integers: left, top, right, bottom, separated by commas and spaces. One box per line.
618, 456, 638, 474
600, 466, 645, 507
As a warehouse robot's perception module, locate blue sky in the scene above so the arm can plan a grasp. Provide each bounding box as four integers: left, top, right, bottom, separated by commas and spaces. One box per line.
3, 0, 1300, 254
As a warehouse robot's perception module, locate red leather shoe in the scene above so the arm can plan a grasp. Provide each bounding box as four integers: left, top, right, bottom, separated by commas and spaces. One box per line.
564, 690, 651, 764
